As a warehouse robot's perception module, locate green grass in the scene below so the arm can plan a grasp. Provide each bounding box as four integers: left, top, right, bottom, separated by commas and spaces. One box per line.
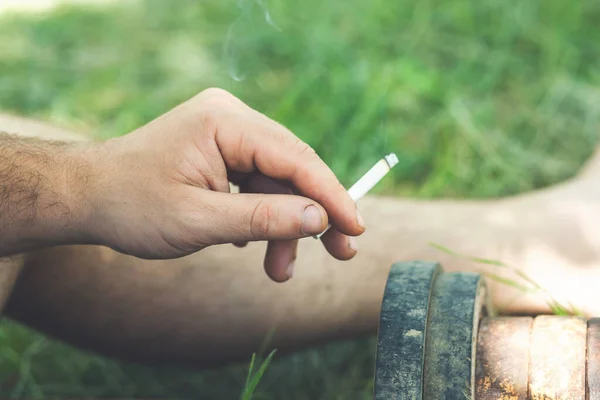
241, 350, 277, 400
0, 0, 599, 398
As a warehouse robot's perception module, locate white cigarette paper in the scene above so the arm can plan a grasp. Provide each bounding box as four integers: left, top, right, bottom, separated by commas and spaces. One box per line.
314, 153, 399, 239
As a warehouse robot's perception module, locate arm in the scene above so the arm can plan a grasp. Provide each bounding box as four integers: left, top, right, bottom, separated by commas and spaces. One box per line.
0, 89, 365, 281
0, 134, 93, 256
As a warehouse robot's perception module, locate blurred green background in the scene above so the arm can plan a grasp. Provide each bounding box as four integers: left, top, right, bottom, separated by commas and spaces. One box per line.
1, 0, 599, 398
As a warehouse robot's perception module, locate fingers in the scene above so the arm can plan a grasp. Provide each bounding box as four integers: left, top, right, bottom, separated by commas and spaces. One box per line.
238, 173, 297, 282
236, 172, 356, 280
197, 190, 328, 244
202, 90, 364, 238
262, 228, 356, 283
232, 172, 291, 251
264, 239, 298, 282
264, 230, 356, 283
320, 228, 358, 261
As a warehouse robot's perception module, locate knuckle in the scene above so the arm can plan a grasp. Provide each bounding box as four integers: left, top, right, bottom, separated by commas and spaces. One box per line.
202, 87, 232, 99
197, 107, 218, 136
295, 139, 318, 159
250, 200, 279, 237
187, 89, 235, 120
200, 88, 236, 107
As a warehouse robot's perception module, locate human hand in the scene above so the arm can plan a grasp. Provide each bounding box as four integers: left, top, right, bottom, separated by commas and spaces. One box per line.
85, 88, 364, 281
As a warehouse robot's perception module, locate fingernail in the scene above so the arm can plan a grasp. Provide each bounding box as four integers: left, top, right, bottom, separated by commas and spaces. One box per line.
348, 237, 358, 252
286, 260, 295, 279
302, 205, 324, 235
356, 208, 365, 229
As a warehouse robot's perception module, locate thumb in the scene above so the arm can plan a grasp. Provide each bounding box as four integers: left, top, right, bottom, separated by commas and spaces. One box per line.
199, 190, 329, 244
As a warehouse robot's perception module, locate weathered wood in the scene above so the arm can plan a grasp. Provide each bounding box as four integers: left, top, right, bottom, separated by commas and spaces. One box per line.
475, 317, 532, 400
528, 316, 586, 400
587, 318, 600, 399
422, 272, 488, 400
374, 261, 441, 400
374, 260, 594, 400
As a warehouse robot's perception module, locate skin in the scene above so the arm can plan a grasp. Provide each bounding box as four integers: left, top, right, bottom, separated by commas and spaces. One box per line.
1, 94, 600, 368
0, 88, 364, 281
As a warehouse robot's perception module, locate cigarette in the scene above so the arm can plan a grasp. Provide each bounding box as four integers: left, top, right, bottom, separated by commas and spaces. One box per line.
314, 153, 399, 239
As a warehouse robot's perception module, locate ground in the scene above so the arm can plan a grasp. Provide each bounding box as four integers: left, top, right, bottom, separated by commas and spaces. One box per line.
0, 0, 599, 398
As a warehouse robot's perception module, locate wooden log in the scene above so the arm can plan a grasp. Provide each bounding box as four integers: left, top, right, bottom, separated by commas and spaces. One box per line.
374, 261, 441, 400
528, 316, 586, 400
587, 318, 600, 399
475, 316, 532, 400
422, 272, 489, 400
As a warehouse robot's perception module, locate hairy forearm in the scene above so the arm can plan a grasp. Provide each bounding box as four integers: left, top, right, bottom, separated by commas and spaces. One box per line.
0, 133, 92, 256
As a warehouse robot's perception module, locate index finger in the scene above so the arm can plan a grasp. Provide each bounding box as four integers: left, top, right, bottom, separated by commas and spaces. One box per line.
202, 94, 364, 237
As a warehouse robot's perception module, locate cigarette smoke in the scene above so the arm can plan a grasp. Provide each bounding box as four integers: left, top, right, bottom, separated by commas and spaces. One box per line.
223, 0, 281, 82
254, 0, 280, 30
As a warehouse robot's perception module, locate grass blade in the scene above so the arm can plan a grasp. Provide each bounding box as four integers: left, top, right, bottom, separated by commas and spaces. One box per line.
428, 242, 459, 257
467, 256, 507, 267
241, 350, 277, 400
480, 272, 535, 293
244, 353, 257, 393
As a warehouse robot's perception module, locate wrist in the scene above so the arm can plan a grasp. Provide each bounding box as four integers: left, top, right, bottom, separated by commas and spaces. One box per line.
67, 137, 133, 250
56, 142, 100, 245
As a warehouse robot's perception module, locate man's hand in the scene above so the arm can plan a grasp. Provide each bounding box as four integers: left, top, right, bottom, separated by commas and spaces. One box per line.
84, 89, 364, 281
